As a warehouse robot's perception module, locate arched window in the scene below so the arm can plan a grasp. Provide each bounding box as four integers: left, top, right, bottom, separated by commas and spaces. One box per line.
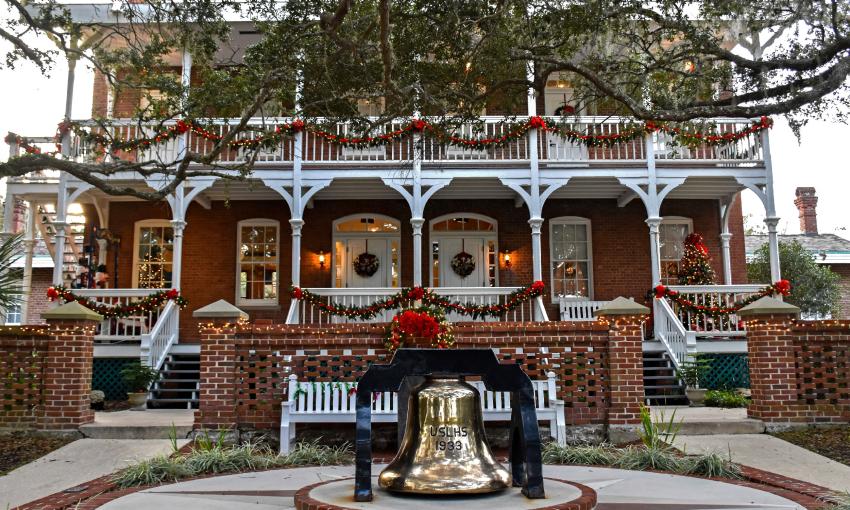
237, 219, 280, 305
132, 219, 174, 289
549, 217, 593, 301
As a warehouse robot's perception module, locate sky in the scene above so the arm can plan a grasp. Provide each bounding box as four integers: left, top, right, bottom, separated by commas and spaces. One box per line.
1, 32, 849, 237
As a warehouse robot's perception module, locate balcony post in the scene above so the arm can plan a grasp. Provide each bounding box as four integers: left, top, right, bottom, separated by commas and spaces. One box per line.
170, 219, 187, 290
52, 177, 69, 287
290, 218, 304, 287
646, 216, 662, 287
760, 130, 782, 282
21, 201, 36, 323
411, 217, 425, 287
720, 233, 733, 284
764, 217, 781, 282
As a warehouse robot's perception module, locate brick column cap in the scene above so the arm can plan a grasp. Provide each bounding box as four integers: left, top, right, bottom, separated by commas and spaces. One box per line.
193, 299, 248, 320
41, 301, 103, 321
737, 296, 800, 317
595, 296, 650, 316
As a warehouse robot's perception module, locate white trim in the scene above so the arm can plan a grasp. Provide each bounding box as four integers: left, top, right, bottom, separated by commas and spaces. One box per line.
131, 219, 174, 289
236, 218, 281, 307
332, 214, 402, 289
548, 216, 593, 303
428, 213, 499, 288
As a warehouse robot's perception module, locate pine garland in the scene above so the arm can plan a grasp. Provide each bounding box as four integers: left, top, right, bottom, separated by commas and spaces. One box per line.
46, 286, 188, 318
289, 280, 545, 320
652, 280, 791, 316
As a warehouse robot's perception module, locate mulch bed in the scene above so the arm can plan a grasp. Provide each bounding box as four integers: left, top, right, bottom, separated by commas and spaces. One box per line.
0, 431, 77, 475
772, 426, 850, 467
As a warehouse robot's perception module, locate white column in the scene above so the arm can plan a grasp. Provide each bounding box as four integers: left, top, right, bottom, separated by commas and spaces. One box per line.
720, 232, 733, 284
170, 219, 186, 289
289, 219, 304, 287
411, 217, 425, 287
646, 216, 662, 286
21, 202, 36, 323
764, 216, 781, 282
52, 180, 68, 286
529, 217, 544, 282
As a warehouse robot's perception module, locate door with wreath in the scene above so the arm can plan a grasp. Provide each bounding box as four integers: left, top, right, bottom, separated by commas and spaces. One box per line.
339, 238, 395, 288
436, 237, 489, 288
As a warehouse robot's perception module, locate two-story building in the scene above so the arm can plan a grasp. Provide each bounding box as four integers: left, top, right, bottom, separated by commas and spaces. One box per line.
2, 3, 784, 407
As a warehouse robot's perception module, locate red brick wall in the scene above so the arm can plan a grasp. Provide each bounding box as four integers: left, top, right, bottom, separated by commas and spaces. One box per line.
0, 320, 96, 429
747, 317, 850, 425
830, 264, 850, 319
106, 197, 744, 339
194, 320, 645, 432
25, 268, 53, 325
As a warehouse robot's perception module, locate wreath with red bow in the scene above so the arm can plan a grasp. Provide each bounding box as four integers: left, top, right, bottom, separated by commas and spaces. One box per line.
353, 252, 380, 277
450, 251, 476, 278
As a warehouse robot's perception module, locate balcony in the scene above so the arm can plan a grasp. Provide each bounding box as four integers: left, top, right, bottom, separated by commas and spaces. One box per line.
61, 116, 767, 170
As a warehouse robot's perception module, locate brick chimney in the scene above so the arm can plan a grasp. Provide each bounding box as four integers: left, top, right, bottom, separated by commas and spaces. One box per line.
794, 187, 819, 235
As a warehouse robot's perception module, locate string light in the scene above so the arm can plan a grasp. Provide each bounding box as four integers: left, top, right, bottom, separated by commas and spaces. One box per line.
47, 286, 188, 318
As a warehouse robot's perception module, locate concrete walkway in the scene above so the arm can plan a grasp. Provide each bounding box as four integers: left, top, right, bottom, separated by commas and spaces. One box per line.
80, 409, 195, 439
0, 438, 189, 509
674, 433, 850, 493
653, 406, 765, 434
98, 464, 807, 509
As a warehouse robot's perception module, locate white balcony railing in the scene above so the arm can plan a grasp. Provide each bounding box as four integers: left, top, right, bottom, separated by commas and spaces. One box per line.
287, 287, 546, 325
73, 288, 168, 342
665, 284, 766, 337
67, 116, 766, 167
140, 299, 179, 370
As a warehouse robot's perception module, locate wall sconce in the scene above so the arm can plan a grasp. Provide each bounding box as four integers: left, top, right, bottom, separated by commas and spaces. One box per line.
503, 250, 512, 269
318, 251, 326, 269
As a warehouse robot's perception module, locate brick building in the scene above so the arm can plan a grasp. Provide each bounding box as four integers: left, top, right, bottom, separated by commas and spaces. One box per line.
2, 3, 785, 408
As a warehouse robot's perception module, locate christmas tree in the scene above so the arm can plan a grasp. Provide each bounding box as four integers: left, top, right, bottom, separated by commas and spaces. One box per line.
677, 233, 717, 285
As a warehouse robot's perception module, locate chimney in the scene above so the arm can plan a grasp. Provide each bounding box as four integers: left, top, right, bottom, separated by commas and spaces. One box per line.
794, 187, 819, 235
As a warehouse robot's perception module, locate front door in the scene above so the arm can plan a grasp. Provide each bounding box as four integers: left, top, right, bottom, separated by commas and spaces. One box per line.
437, 237, 488, 288
338, 238, 394, 288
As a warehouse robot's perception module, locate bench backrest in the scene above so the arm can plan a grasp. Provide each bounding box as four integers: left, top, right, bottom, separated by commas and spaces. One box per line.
559, 298, 609, 321
286, 373, 558, 415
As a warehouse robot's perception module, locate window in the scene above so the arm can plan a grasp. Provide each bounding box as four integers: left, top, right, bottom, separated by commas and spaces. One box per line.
4, 303, 22, 325
132, 220, 174, 289
549, 217, 592, 301
659, 217, 693, 285
237, 220, 279, 305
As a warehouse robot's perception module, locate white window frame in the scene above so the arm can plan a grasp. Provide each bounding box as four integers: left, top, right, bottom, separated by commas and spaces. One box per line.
131, 219, 174, 289
548, 216, 593, 303
236, 218, 280, 306
332, 214, 402, 288
428, 213, 499, 288
659, 216, 693, 285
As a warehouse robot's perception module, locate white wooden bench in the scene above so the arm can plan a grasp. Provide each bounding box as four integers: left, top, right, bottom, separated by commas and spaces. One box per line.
280, 372, 567, 454
558, 298, 610, 321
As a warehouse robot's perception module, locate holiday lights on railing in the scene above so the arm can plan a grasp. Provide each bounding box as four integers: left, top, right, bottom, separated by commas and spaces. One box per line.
46, 286, 188, 319
652, 280, 791, 316
5, 116, 773, 158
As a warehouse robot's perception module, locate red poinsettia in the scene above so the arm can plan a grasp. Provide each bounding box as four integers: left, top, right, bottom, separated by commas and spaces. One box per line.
528, 116, 547, 130
166, 289, 180, 300
397, 310, 441, 339
410, 119, 427, 132
407, 286, 425, 301
773, 279, 791, 296
654, 284, 667, 299
291, 287, 304, 299
175, 120, 190, 134
290, 119, 305, 132
530, 280, 545, 294
46, 287, 59, 301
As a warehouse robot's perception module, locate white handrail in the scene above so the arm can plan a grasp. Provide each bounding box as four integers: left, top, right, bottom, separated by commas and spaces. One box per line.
653, 298, 696, 370
140, 299, 179, 370
665, 284, 765, 337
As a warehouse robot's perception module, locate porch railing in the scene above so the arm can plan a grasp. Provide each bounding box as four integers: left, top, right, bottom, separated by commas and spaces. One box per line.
72, 288, 168, 342
558, 297, 609, 321
665, 284, 765, 337
140, 299, 179, 370
69, 116, 765, 167
653, 298, 696, 369
287, 287, 546, 325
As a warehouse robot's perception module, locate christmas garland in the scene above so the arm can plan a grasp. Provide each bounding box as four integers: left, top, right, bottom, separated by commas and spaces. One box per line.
48, 115, 772, 156
46, 286, 188, 318
385, 306, 454, 352
289, 280, 545, 321
652, 280, 791, 316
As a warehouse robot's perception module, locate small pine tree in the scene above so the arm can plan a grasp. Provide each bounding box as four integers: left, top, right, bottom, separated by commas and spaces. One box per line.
677, 233, 716, 285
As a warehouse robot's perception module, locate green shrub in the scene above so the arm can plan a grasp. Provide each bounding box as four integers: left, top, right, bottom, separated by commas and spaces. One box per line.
111, 455, 191, 487
680, 451, 741, 478
704, 390, 749, 408
615, 445, 685, 472
542, 443, 618, 466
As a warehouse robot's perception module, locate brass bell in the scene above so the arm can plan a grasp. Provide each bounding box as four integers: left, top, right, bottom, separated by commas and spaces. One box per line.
379, 376, 512, 494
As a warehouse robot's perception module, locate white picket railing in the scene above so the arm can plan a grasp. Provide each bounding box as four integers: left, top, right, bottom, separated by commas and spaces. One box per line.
653, 298, 696, 369
73, 288, 168, 342
287, 287, 546, 325
140, 300, 179, 370
665, 284, 765, 337
558, 297, 609, 321
69, 116, 765, 167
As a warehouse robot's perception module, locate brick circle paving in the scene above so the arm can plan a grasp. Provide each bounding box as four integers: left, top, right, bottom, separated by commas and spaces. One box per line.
293, 477, 597, 510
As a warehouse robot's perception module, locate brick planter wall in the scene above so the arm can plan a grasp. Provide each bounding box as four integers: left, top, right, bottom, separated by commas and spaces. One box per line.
0, 320, 97, 430
747, 317, 850, 426
194, 319, 646, 436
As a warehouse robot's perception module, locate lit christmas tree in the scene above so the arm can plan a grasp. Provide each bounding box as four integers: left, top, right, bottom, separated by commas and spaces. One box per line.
677, 233, 717, 285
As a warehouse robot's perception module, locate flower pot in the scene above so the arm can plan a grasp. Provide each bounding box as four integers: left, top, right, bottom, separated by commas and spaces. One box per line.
127, 392, 148, 408
685, 388, 707, 407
